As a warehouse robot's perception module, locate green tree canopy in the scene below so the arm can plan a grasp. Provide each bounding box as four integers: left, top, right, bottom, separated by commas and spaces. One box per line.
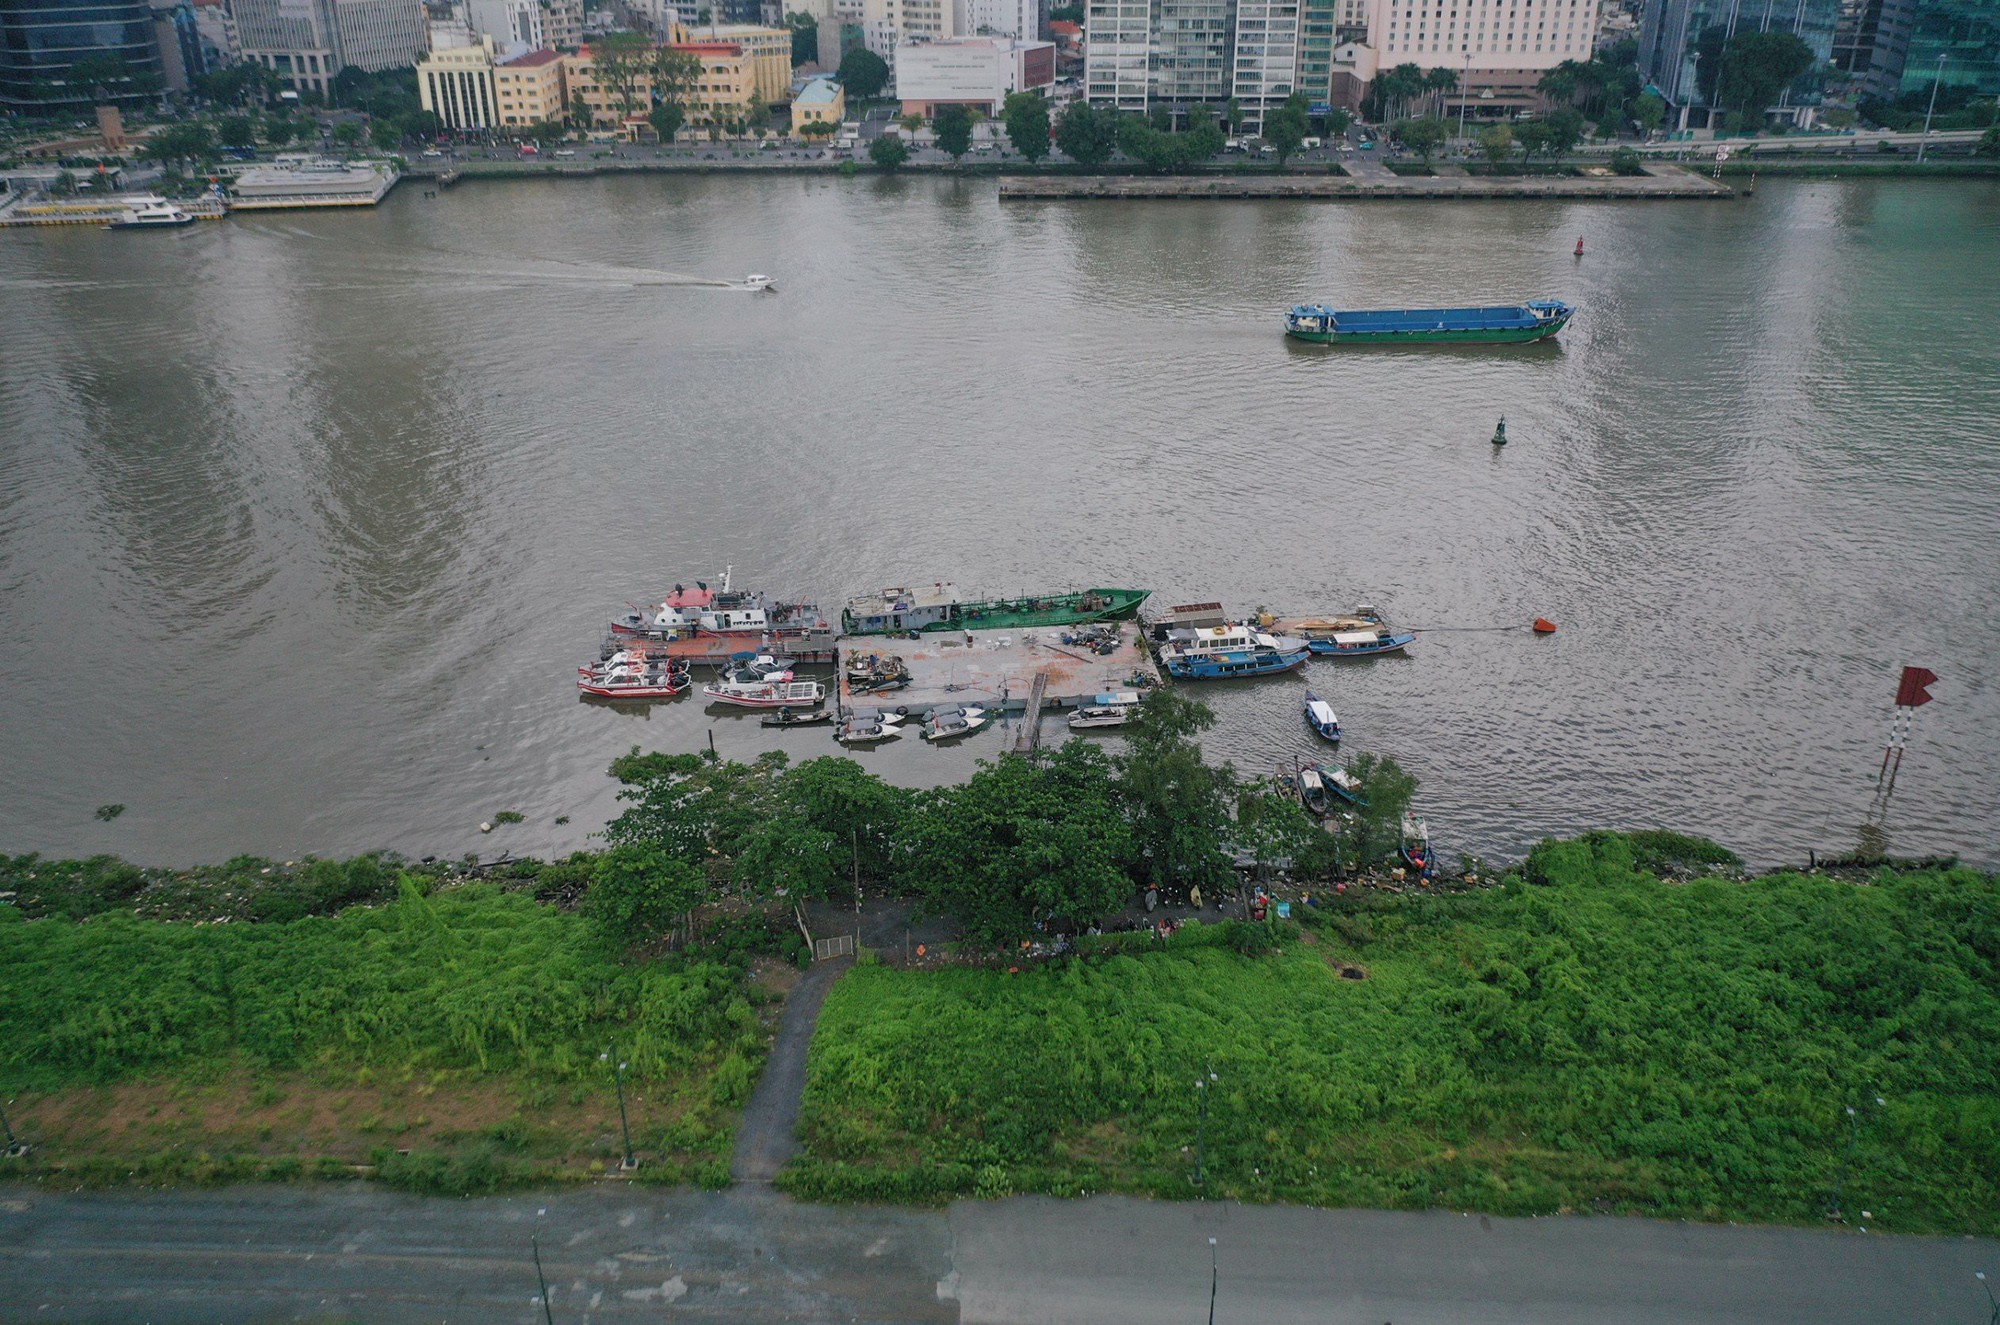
1002, 90, 1050, 162
593, 31, 653, 118
1116, 691, 1234, 891
218, 114, 258, 149
838, 47, 890, 100
1264, 92, 1310, 164
1343, 753, 1419, 867
369, 117, 402, 150
584, 844, 708, 947
1542, 106, 1587, 155
1632, 91, 1667, 134
1324, 106, 1353, 136
786, 11, 818, 66
898, 745, 1132, 946
1116, 115, 1223, 172
868, 134, 909, 169
934, 103, 974, 159
1478, 122, 1515, 168
1054, 101, 1117, 165
1393, 115, 1449, 163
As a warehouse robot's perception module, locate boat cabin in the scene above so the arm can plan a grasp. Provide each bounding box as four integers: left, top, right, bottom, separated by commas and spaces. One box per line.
1286, 305, 1338, 334
1167, 622, 1280, 657
842, 583, 960, 634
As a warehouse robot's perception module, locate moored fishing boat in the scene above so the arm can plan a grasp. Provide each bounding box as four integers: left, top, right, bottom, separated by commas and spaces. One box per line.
1284, 300, 1573, 346
1297, 763, 1334, 815
1294, 606, 1414, 659
920, 704, 992, 742
841, 583, 1149, 636
702, 679, 826, 709
760, 707, 834, 727
1303, 691, 1341, 741
1160, 618, 1309, 680
716, 653, 795, 685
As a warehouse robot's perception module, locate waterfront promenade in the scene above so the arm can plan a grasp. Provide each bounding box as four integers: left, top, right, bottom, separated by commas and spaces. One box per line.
3, 1183, 1991, 1322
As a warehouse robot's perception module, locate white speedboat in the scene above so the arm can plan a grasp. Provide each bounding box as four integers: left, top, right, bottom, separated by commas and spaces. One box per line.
742, 273, 776, 292
702, 679, 825, 709
1067, 690, 1142, 730
834, 710, 904, 746
921, 704, 991, 743
108, 200, 197, 229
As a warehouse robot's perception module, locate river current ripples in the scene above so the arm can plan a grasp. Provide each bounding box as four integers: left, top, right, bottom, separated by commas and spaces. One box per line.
1, 175, 1996, 868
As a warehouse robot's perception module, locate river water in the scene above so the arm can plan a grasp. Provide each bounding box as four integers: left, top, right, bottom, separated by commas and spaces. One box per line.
2, 174, 1996, 869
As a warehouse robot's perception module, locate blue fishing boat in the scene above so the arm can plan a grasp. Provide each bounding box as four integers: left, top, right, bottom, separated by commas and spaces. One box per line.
1294, 605, 1414, 659
1284, 300, 1574, 345
1160, 620, 1309, 680
1303, 691, 1341, 742
1399, 813, 1434, 877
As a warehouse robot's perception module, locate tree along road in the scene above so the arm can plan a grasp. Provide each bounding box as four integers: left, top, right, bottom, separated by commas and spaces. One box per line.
3, 1185, 1993, 1323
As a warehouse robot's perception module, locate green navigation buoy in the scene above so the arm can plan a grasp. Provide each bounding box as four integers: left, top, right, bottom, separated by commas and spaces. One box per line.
1492, 416, 1508, 446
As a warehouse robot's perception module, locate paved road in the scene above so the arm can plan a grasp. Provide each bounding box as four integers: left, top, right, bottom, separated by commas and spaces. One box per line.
730, 953, 849, 1185
4, 1185, 1994, 1323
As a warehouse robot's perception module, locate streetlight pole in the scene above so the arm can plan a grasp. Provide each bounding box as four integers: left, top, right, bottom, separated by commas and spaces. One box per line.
602, 1047, 635, 1170
1975, 1271, 1998, 1325
1917, 53, 1946, 162
1193, 1065, 1218, 1189
1207, 1236, 1219, 1325
1458, 47, 1470, 145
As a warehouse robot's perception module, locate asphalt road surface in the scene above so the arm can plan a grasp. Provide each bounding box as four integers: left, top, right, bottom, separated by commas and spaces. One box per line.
2, 1185, 1994, 1323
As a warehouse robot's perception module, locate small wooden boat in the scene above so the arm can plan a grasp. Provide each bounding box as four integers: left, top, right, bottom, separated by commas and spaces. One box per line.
921, 704, 992, 743
1303, 691, 1341, 742
1297, 763, 1334, 815
1296, 605, 1414, 659
1399, 813, 1433, 876
760, 707, 834, 728
703, 679, 826, 709
834, 710, 904, 745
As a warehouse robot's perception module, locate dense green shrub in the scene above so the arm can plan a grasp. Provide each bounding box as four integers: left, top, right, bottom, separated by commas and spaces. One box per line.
0, 885, 756, 1090
792, 836, 2000, 1232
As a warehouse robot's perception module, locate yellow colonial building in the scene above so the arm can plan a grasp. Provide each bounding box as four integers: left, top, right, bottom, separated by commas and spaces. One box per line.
562, 42, 760, 135
669, 22, 792, 104
493, 49, 566, 128
789, 78, 844, 136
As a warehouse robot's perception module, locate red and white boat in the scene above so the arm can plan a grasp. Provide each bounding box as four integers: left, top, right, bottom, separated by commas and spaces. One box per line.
578, 652, 692, 700
610, 567, 831, 641
701, 679, 826, 709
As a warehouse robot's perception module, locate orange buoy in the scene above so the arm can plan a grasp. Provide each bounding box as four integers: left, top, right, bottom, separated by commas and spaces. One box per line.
1532, 618, 1558, 634
1574, 236, 1585, 257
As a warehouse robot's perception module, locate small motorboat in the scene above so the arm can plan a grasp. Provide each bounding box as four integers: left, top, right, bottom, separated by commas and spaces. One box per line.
1068, 690, 1143, 730
1298, 605, 1415, 659
835, 710, 904, 745
1303, 691, 1341, 742
920, 704, 991, 743
1399, 812, 1433, 876
761, 706, 834, 728
108, 200, 197, 229
742, 273, 776, 292
578, 655, 692, 700
715, 653, 796, 686
703, 679, 826, 709
1297, 763, 1334, 815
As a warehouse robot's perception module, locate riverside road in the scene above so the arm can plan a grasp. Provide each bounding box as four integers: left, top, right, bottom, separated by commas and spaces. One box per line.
2, 1185, 1993, 1323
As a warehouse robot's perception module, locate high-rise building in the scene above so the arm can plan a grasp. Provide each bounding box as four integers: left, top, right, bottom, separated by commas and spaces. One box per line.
966, 0, 1048, 37
1833, 0, 1914, 98
1083, 0, 1149, 108
1899, 0, 1998, 95
0, 0, 165, 105
1232, 0, 1302, 124
234, 0, 424, 93
1639, 0, 1840, 118
542, 0, 584, 46
469, 0, 544, 47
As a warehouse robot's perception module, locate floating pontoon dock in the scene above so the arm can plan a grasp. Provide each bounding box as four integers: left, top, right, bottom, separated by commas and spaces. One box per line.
836, 624, 1159, 719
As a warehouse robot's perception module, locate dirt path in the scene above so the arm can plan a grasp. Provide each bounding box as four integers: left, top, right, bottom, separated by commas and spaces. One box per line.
731, 953, 850, 1184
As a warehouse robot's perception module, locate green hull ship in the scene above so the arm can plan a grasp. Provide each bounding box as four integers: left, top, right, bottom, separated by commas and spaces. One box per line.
841, 585, 1150, 636
1284, 300, 1574, 345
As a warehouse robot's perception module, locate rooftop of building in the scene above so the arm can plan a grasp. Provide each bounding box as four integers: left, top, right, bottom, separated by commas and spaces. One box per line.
795, 77, 841, 103
1049, 19, 1081, 35
500, 47, 562, 66
670, 40, 745, 54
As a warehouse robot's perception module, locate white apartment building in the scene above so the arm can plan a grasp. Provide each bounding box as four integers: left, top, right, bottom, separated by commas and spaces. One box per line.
1371, 0, 1599, 109
1231, 0, 1301, 126
860, 0, 957, 61
1082, 0, 1149, 108
416, 32, 498, 127
963, 0, 1045, 37
895, 34, 1055, 109
542, 0, 583, 46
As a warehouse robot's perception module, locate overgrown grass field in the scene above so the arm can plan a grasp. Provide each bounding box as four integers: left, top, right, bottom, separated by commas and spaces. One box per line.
786, 835, 2000, 1233
0, 882, 772, 1192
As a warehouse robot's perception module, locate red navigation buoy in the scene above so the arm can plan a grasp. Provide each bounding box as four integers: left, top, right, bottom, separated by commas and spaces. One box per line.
1574, 236, 1585, 257
1532, 618, 1558, 634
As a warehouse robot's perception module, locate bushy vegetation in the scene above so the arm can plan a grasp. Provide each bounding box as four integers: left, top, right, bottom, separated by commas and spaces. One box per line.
0, 882, 759, 1092
786, 835, 2000, 1232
